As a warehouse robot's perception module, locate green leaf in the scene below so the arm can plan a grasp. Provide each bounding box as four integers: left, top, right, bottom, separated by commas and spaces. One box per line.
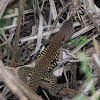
77, 52, 89, 73
0, 19, 7, 27
68, 38, 76, 45
68, 36, 87, 49
75, 37, 87, 49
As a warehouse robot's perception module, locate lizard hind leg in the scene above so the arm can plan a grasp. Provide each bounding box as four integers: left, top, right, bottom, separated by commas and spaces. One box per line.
18, 67, 33, 84
18, 67, 40, 92
44, 72, 65, 96
49, 75, 65, 96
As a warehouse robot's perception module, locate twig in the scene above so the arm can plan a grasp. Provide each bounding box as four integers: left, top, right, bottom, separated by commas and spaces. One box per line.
19, 27, 60, 44
83, 1, 100, 33
0, 0, 10, 19
0, 93, 7, 100
0, 28, 12, 50
3, 9, 34, 19
49, 0, 58, 21
10, 0, 26, 67
40, 81, 76, 98
71, 24, 94, 39
93, 53, 100, 85
30, 11, 43, 56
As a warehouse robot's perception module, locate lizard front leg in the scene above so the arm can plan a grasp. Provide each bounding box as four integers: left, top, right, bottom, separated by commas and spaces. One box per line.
43, 72, 66, 96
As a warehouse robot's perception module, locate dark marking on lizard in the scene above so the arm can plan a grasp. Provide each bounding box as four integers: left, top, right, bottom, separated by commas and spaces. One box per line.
18, 17, 73, 96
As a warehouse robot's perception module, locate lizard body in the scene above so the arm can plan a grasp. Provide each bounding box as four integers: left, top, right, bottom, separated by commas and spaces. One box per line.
18, 17, 73, 96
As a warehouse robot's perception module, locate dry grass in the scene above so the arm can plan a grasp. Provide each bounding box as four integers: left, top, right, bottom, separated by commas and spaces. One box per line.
0, 0, 100, 100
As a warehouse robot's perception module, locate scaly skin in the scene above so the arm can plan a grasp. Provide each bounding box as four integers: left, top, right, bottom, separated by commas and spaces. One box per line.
18, 17, 73, 96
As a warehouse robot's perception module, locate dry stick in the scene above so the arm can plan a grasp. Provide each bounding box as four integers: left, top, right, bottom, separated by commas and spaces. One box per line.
0, 42, 7, 47
30, 11, 43, 56
84, 7, 100, 33
31, 0, 38, 26
59, 0, 66, 6
8, 0, 15, 5
0, 93, 7, 100
0, 0, 10, 19
64, 66, 69, 91
93, 53, 100, 85
0, 28, 12, 50
40, 81, 76, 98
83, 0, 100, 33
3, 9, 34, 19
0, 60, 43, 100
93, 54, 100, 70
10, 0, 26, 67
49, 0, 58, 21
60, 50, 69, 92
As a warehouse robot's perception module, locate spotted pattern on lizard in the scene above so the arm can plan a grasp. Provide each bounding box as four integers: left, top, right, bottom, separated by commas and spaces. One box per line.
18, 17, 73, 96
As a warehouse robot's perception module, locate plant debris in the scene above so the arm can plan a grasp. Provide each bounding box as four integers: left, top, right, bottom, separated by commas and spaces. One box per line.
0, 0, 100, 100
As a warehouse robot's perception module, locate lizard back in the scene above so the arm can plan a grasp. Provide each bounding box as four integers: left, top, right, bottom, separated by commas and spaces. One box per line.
18, 17, 73, 93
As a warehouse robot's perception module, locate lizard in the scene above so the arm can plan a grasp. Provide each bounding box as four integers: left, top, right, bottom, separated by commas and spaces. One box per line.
18, 17, 73, 96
